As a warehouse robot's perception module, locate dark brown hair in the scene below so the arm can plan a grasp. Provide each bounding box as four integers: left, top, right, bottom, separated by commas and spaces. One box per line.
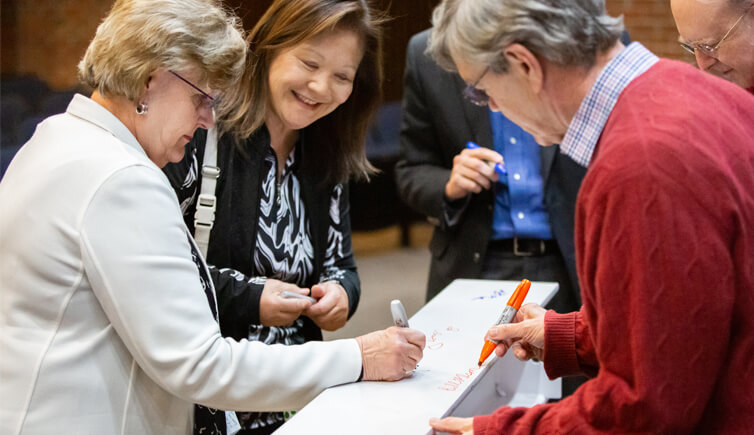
225, 0, 387, 185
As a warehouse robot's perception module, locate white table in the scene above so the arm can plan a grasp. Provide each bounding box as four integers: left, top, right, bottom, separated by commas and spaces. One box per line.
275, 279, 561, 434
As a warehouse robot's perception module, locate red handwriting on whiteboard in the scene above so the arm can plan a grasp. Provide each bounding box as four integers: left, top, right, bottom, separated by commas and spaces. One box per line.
427, 326, 460, 350
437, 367, 480, 391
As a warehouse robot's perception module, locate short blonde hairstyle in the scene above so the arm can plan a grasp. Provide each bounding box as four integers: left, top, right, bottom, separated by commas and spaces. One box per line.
78, 0, 246, 114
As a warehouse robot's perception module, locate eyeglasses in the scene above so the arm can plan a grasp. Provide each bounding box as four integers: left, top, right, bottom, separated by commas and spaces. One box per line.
679, 6, 749, 58
462, 66, 490, 106
169, 70, 216, 111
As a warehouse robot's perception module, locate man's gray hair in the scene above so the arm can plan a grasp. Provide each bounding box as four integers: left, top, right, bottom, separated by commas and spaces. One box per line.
428, 0, 624, 74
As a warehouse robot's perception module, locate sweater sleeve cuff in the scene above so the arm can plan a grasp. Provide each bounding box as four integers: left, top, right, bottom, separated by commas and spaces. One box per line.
474, 414, 496, 435
543, 310, 581, 379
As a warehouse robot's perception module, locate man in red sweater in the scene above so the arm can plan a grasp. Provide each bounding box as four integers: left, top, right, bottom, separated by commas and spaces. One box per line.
671, 0, 754, 94
426, 0, 754, 433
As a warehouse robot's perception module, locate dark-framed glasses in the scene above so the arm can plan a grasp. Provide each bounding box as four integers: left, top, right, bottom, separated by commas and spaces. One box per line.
169, 70, 216, 110
679, 5, 750, 58
462, 66, 490, 106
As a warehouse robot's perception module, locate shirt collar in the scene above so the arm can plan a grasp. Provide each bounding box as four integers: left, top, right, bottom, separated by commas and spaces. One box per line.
66, 93, 146, 159
560, 42, 659, 167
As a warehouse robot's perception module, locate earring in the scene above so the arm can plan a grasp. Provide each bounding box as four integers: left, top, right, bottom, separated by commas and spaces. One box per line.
136, 103, 148, 115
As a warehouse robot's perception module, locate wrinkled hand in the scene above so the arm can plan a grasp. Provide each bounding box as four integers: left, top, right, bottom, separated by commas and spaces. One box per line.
444, 147, 503, 200
429, 416, 474, 434
486, 303, 546, 362
305, 281, 349, 331
355, 327, 426, 381
259, 278, 312, 327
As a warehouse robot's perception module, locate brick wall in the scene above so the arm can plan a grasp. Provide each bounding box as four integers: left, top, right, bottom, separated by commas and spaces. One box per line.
2, 0, 113, 90
606, 0, 696, 64
1, 0, 697, 92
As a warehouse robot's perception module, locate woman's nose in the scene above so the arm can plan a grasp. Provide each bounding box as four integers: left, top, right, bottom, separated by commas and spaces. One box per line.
307, 74, 330, 99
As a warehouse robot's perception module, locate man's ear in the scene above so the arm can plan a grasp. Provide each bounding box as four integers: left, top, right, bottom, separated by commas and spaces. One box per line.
503, 43, 544, 93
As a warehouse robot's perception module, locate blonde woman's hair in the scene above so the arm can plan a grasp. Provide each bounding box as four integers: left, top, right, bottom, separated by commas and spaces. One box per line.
78, 0, 246, 119
226, 0, 387, 186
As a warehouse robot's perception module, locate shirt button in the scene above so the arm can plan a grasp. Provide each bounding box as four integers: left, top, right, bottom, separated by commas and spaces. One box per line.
509, 137, 517, 144
517, 212, 525, 220
513, 173, 521, 180
473, 252, 481, 263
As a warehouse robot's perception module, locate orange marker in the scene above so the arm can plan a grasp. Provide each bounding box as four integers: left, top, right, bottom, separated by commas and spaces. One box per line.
477, 279, 531, 367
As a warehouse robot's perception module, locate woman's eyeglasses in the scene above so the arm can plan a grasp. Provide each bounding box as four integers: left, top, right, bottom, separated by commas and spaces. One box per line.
169, 70, 216, 111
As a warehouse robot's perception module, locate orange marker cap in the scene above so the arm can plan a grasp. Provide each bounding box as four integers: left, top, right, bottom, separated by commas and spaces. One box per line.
505, 281, 523, 307
512, 279, 531, 310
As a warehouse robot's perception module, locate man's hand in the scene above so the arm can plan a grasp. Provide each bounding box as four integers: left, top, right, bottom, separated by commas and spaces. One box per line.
259, 278, 312, 327
429, 416, 474, 434
444, 147, 503, 200
355, 327, 426, 381
305, 281, 349, 331
487, 303, 546, 361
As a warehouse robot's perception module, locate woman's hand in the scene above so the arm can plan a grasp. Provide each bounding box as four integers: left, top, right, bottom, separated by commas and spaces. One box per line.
355, 326, 425, 381
259, 278, 312, 326
305, 281, 349, 331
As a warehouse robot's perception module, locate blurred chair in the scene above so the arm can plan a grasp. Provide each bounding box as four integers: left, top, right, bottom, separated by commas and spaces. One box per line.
40, 90, 78, 116
1, 75, 50, 111
349, 102, 422, 246
1, 95, 33, 179
17, 115, 46, 146
2, 94, 32, 143
1, 144, 23, 178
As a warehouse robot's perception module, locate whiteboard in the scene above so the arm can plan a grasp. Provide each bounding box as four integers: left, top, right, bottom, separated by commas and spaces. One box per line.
275, 279, 560, 434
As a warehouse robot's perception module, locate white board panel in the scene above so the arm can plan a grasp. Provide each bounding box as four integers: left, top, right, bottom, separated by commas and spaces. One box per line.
275, 279, 561, 434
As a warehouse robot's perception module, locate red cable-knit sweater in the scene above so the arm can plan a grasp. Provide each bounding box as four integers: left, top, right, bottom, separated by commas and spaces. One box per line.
475, 60, 754, 434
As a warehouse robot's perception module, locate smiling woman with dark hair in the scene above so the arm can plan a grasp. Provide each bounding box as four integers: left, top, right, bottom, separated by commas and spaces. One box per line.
162, 1, 409, 433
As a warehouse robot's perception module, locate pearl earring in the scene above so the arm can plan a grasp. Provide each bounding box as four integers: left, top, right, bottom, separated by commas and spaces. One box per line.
136, 103, 148, 115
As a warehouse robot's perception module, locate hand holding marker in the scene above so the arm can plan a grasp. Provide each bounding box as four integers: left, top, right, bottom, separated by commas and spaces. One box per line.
391, 299, 418, 372
466, 141, 507, 176
477, 279, 531, 366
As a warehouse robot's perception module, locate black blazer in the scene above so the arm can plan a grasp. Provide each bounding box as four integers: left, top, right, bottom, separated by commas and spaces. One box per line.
395, 29, 586, 301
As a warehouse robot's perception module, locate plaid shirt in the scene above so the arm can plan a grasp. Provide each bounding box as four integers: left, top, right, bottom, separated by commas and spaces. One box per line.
560, 42, 659, 167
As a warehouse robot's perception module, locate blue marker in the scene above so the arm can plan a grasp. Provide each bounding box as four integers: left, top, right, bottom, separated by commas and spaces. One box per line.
466, 141, 507, 176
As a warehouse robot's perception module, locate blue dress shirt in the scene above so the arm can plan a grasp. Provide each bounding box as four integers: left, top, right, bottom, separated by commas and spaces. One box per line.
490, 111, 552, 240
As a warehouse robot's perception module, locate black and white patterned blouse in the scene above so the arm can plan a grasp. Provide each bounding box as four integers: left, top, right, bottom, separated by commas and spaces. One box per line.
171, 139, 353, 434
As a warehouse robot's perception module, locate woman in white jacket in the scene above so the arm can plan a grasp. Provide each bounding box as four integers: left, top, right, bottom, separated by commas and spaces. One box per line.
0, 1, 425, 434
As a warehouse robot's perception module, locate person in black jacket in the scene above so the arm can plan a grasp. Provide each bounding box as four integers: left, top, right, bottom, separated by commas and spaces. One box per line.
163, 1, 409, 434
395, 28, 629, 307
395, 29, 585, 311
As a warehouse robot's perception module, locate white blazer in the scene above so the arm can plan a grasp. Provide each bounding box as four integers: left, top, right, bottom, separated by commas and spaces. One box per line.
0, 95, 362, 434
